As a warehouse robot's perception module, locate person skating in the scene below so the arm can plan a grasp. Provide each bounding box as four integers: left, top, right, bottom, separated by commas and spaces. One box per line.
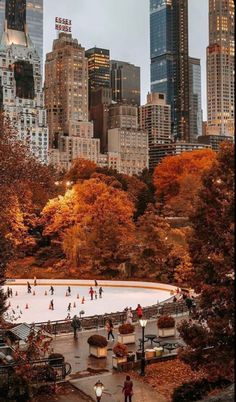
122, 375, 134, 402
7, 287, 10, 298
50, 300, 54, 310
67, 303, 71, 311
94, 291, 98, 300
67, 286, 71, 296
106, 319, 115, 341
10, 288, 13, 297
34, 277, 37, 286
99, 287, 103, 298
71, 315, 81, 339
95, 280, 98, 287
27, 282, 31, 294
50, 286, 54, 295
136, 304, 143, 319
89, 287, 94, 300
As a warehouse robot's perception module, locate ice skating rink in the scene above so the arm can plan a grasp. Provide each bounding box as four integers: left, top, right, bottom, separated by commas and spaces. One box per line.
3, 280, 176, 324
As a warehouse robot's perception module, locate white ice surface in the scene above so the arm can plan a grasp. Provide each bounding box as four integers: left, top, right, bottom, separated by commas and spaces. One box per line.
3, 282, 173, 324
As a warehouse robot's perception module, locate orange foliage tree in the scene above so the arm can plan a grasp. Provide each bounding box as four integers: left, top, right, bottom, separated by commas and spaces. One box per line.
42, 178, 135, 273
153, 149, 216, 216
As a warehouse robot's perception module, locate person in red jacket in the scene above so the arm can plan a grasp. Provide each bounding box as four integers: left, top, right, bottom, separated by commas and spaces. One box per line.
136, 304, 143, 318
122, 375, 134, 402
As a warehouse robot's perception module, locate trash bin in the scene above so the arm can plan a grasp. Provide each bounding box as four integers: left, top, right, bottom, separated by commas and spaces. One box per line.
154, 347, 163, 357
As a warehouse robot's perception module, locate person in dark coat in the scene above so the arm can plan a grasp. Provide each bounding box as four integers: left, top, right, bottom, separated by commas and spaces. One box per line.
71, 315, 81, 339
99, 287, 103, 298
122, 375, 133, 402
50, 286, 54, 295
136, 304, 143, 319
27, 282, 31, 293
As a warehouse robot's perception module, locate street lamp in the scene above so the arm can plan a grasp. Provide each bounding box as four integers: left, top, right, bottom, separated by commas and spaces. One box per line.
94, 380, 104, 401
139, 319, 147, 376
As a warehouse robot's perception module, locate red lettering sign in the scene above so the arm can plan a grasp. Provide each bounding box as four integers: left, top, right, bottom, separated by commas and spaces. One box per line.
55, 17, 72, 32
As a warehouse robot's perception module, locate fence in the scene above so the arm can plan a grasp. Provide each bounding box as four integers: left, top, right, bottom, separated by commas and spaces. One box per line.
35, 301, 190, 335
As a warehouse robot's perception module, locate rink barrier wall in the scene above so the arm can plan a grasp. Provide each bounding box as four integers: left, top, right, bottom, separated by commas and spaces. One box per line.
35, 301, 190, 335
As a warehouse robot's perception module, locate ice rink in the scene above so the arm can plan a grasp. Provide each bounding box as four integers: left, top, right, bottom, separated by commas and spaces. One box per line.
3, 280, 175, 324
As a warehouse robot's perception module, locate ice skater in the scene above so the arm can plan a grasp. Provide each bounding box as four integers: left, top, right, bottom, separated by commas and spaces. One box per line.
99, 287, 103, 298
67, 303, 71, 311
89, 287, 94, 300
10, 288, 13, 297
67, 286, 71, 296
7, 287, 10, 298
94, 291, 97, 300
34, 277, 37, 286
27, 282, 31, 294
50, 300, 54, 310
50, 286, 54, 295
95, 280, 98, 287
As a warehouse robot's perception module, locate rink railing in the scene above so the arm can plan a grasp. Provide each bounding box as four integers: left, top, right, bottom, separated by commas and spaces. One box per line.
35, 301, 191, 335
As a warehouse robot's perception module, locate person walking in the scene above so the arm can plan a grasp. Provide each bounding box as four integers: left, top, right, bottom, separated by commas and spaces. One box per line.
126, 308, 133, 324
27, 282, 31, 294
136, 304, 143, 319
50, 286, 54, 295
71, 315, 81, 339
99, 287, 103, 298
122, 375, 134, 402
106, 319, 115, 341
89, 287, 94, 300
185, 296, 193, 313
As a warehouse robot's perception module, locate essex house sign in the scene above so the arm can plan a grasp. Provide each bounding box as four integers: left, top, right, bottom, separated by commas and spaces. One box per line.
55, 17, 72, 32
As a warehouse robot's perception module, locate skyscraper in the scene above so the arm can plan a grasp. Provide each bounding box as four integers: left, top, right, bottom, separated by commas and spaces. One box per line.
189, 57, 202, 142
150, 0, 190, 141
140, 92, 171, 169
0, 0, 48, 163
110, 60, 141, 106
0, 0, 43, 67
207, 0, 234, 137
85, 47, 110, 91
45, 32, 100, 170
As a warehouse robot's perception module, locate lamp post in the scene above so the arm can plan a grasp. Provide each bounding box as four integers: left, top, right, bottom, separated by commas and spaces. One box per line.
94, 380, 104, 401
139, 319, 147, 376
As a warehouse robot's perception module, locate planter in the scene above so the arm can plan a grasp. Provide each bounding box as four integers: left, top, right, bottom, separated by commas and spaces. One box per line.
89, 345, 107, 358
117, 333, 135, 344
112, 355, 127, 369
158, 327, 176, 338
127, 352, 135, 362
154, 347, 163, 357
145, 349, 156, 359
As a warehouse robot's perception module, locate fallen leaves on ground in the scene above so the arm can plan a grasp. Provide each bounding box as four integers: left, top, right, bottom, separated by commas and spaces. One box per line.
131, 358, 206, 402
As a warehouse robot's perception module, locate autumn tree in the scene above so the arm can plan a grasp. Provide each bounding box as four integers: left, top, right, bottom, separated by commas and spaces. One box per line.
65, 157, 98, 183
178, 142, 234, 380
130, 205, 173, 280
153, 149, 216, 216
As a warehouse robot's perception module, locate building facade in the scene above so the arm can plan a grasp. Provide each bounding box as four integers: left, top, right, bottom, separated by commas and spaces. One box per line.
0, 0, 43, 67
85, 47, 110, 91
140, 92, 171, 170
45, 32, 100, 170
110, 60, 141, 106
109, 103, 139, 130
197, 134, 233, 152
189, 57, 202, 142
150, 0, 190, 141
89, 86, 111, 153
207, 0, 234, 136
0, 0, 48, 163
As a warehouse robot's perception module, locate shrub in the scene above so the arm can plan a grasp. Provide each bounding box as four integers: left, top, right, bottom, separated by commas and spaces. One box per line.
118, 323, 135, 334
157, 315, 175, 329
113, 342, 128, 357
87, 335, 108, 347
172, 379, 212, 402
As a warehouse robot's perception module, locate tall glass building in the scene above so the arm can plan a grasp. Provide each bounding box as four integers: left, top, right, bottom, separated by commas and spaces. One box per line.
189, 57, 202, 142
150, 0, 190, 141
0, 0, 43, 65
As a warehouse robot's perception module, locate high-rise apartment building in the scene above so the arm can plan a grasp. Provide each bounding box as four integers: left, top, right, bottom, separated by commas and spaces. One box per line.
45, 32, 100, 170
89, 86, 111, 153
0, 0, 48, 163
107, 104, 148, 175
110, 60, 141, 106
207, 0, 234, 136
150, 0, 190, 141
0, 0, 43, 67
85, 47, 110, 91
140, 92, 171, 169
189, 57, 202, 141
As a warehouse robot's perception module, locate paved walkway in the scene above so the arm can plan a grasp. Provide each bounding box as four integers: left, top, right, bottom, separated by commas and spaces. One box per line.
52, 315, 188, 374
70, 372, 168, 402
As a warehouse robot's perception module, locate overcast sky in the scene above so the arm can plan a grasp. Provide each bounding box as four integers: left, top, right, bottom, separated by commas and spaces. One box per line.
44, 0, 208, 119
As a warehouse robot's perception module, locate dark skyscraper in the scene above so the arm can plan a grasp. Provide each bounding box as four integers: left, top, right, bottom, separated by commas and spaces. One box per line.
85, 47, 110, 90
0, 0, 43, 66
110, 60, 141, 106
189, 57, 202, 142
150, 0, 190, 141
